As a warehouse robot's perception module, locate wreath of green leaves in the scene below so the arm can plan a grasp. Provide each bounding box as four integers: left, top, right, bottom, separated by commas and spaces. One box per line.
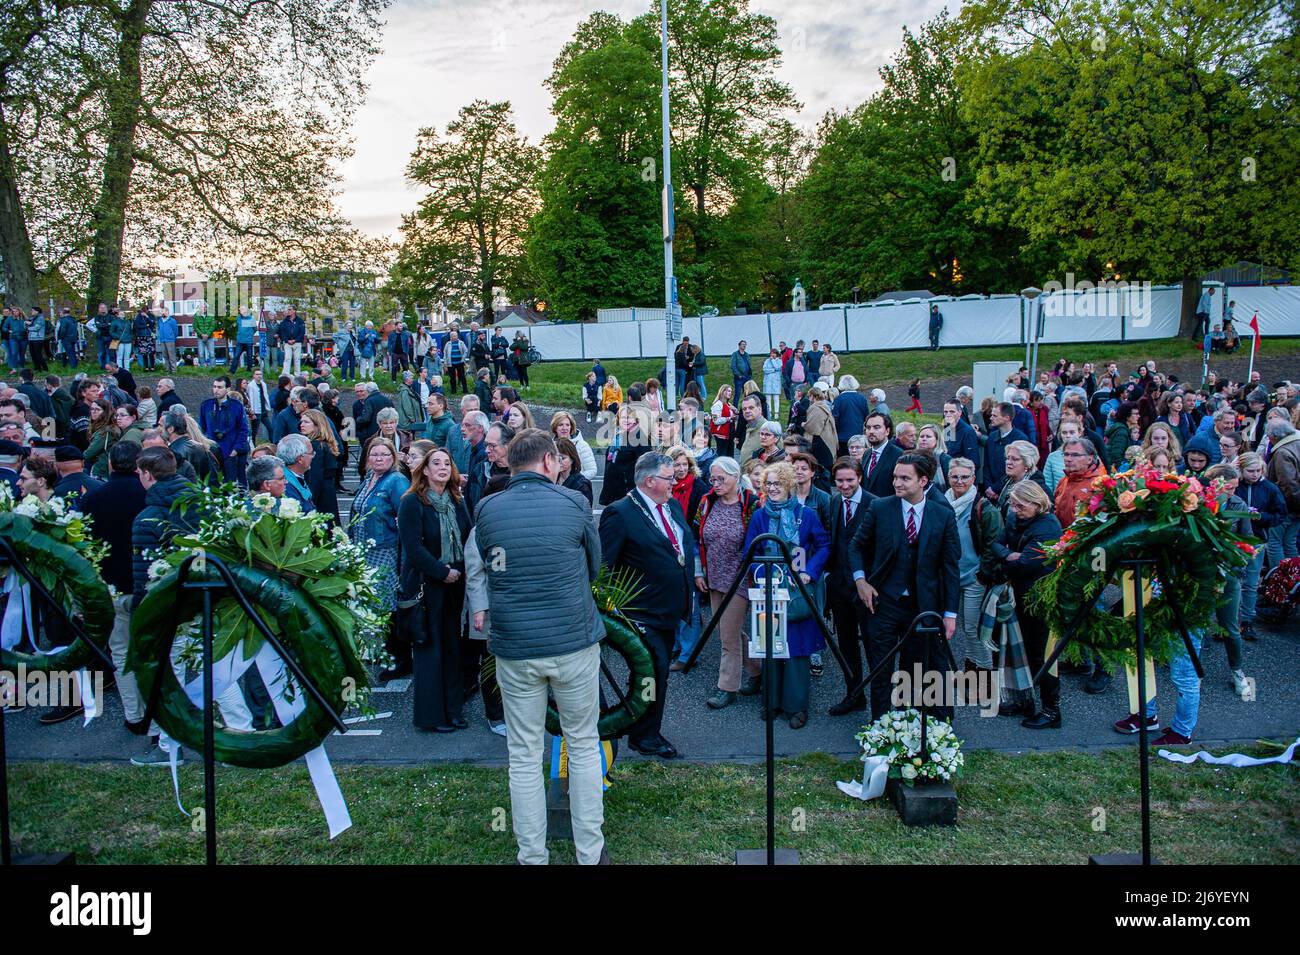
544, 611, 656, 740
128, 561, 361, 769
0, 512, 114, 672
1029, 514, 1247, 670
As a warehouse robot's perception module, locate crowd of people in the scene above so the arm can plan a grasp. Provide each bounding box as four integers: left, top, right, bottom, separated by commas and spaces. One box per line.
3, 308, 1298, 863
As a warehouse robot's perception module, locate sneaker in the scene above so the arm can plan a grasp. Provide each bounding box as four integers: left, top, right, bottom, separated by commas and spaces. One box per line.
1231, 670, 1252, 698
488, 720, 508, 738
809, 653, 823, 677
706, 689, 737, 710
1152, 730, 1191, 746
131, 743, 182, 767
1113, 712, 1159, 734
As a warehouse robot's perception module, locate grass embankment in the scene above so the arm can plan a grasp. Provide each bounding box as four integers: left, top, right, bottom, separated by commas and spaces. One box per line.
9, 745, 1298, 864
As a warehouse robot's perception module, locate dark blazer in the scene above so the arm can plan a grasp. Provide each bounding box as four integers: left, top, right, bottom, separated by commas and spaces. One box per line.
982, 426, 1028, 492
74, 472, 146, 593
600, 491, 695, 635
397, 491, 472, 604
827, 490, 876, 601
848, 495, 961, 618
862, 440, 903, 499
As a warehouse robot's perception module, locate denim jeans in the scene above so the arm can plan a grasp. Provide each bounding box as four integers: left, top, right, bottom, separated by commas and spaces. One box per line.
338, 348, 356, 381
1268, 515, 1300, 566
1217, 576, 1243, 670
675, 369, 687, 397
229, 342, 255, 371
116, 342, 133, 367
97, 335, 112, 367
1239, 548, 1266, 623
1144, 631, 1203, 738
4, 341, 20, 369
197, 336, 216, 366
672, 594, 703, 663
694, 374, 708, 402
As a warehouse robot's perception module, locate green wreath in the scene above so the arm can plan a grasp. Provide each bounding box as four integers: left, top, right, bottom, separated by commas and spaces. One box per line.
1029, 469, 1256, 669
128, 561, 356, 769
0, 512, 114, 672
544, 611, 656, 740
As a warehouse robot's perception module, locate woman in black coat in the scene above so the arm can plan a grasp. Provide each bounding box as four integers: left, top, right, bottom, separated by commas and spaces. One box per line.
555, 436, 593, 507
300, 409, 341, 522
990, 480, 1063, 730
598, 406, 651, 507
397, 446, 472, 732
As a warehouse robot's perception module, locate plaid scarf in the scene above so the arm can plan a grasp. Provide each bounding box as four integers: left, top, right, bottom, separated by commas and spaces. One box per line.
978, 583, 1033, 692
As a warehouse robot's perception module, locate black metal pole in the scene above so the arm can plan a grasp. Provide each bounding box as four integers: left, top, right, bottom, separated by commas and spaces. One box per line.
0, 694, 10, 866
763, 561, 775, 867
919, 630, 930, 760
1130, 561, 1152, 866
201, 587, 217, 867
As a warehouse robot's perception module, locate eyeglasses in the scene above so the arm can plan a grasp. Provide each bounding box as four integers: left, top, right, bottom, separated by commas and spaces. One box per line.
762, 481, 783, 489
708, 475, 731, 485
649, 473, 674, 483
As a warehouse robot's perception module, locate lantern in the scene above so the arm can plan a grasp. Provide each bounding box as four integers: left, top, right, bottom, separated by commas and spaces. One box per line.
748, 567, 791, 660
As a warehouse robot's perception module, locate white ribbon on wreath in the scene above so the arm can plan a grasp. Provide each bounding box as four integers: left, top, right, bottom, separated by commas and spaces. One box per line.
162, 638, 352, 839
1, 573, 99, 725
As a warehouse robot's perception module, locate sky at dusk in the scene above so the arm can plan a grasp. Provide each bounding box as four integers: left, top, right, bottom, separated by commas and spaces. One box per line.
336, 0, 950, 239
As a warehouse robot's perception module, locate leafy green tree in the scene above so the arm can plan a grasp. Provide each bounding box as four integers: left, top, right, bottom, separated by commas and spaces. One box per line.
397, 100, 540, 326
527, 14, 662, 321
959, 0, 1296, 332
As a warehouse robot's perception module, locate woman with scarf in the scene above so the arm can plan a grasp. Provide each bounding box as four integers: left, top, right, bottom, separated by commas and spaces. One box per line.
668, 445, 707, 670
398, 446, 472, 731
945, 457, 1003, 673
695, 456, 761, 708
349, 437, 411, 680
741, 461, 831, 728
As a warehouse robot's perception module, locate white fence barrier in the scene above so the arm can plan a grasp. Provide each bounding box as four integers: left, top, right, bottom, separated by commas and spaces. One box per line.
525, 285, 1299, 361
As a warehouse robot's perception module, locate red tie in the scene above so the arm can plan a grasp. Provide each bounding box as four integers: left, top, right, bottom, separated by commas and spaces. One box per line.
868, 449, 879, 476
657, 504, 681, 555
906, 506, 918, 545
844, 498, 853, 526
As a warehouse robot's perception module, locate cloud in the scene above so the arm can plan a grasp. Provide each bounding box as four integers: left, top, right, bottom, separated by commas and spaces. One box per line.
341, 0, 951, 238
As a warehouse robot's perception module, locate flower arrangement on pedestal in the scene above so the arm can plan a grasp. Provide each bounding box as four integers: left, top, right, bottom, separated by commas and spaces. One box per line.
855, 708, 964, 786
1029, 465, 1258, 669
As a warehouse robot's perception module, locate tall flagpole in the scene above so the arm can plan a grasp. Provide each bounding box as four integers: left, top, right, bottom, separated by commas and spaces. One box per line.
660, 0, 677, 412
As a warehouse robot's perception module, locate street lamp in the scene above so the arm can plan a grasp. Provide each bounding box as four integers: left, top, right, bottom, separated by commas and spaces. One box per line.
1021, 286, 1043, 386
852, 286, 861, 306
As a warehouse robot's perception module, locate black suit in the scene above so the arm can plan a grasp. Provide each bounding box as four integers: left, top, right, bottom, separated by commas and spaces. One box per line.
827, 490, 876, 702
862, 441, 903, 499
600, 491, 694, 746
849, 495, 961, 720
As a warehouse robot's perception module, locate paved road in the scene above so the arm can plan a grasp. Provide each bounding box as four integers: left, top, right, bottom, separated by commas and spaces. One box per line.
8, 373, 1294, 766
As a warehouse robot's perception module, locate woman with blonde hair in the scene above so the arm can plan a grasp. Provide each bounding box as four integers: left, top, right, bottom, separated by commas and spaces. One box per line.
1141, 421, 1183, 465
398, 446, 471, 731
403, 438, 437, 477
740, 461, 831, 728
300, 407, 342, 521
600, 374, 623, 413
550, 409, 597, 479
503, 401, 535, 432
997, 439, 1045, 519
350, 436, 411, 680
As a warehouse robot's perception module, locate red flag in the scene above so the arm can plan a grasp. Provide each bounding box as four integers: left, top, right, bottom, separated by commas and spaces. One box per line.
1250, 311, 1261, 355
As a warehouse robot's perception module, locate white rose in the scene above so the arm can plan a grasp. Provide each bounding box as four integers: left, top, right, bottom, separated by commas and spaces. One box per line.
901, 764, 917, 780
278, 498, 302, 519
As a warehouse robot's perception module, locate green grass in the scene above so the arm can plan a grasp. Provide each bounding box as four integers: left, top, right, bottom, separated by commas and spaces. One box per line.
9, 746, 1297, 863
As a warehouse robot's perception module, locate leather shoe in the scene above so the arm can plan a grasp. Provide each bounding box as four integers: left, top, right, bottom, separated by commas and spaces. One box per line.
1084, 669, 1112, 694
738, 675, 761, 696
788, 711, 808, 729
629, 735, 678, 759
39, 703, 84, 725
829, 696, 867, 717
669, 660, 686, 672
378, 663, 412, 682
450, 717, 469, 729
1021, 708, 1062, 729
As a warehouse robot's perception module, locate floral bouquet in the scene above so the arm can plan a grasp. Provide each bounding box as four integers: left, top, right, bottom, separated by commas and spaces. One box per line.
855, 708, 964, 786
1030, 463, 1258, 668
145, 484, 390, 700
0, 482, 109, 574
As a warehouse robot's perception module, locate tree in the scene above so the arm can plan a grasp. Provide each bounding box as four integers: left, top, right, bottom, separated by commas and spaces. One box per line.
397, 100, 540, 325
794, 12, 1041, 303
526, 13, 663, 321
0, 0, 388, 310
959, 0, 1296, 332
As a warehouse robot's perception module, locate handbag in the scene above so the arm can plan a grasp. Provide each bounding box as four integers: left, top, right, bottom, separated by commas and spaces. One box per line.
775, 566, 823, 623
395, 587, 429, 647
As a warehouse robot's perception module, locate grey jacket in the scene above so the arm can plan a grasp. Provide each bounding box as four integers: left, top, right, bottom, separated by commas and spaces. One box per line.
473, 470, 603, 660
